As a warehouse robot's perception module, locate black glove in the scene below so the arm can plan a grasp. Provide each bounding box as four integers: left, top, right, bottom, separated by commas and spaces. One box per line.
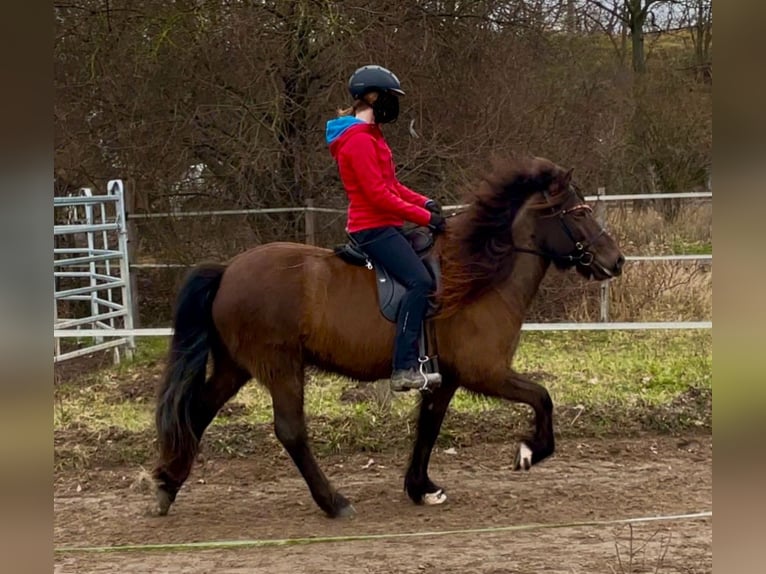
425, 199, 442, 216
428, 212, 447, 234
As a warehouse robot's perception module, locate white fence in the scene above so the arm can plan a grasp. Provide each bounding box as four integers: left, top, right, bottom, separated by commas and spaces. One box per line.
53, 188, 711, 360
54, 181, 136, 362
125, 191, 713, 220
53, 321, 712, 341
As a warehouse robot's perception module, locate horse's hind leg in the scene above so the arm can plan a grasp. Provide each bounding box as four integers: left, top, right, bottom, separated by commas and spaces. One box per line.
404, 381, 457, 505
154, 351, 250, 514
260, 352, 354, 519
472, 370, 555, 471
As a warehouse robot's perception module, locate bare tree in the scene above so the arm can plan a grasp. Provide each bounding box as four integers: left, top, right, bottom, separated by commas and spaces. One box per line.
682, 0, 713, 82
54, 0, 712, 320
584, 0, 679, 72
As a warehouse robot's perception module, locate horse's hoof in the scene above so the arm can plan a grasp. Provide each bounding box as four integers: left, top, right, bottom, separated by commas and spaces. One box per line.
335, 503, 356, 518
155, 485, 176, 516
156, 490, 173, 516
329, 492, 356, 519
423, 489, 447, 505
513, 442, 533, 471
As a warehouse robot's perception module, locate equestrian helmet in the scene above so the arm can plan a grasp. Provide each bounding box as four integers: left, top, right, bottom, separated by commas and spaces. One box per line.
347, 65, 405, 99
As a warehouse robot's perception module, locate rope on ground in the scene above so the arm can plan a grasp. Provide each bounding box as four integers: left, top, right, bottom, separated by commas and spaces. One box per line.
55, 510, 712, 554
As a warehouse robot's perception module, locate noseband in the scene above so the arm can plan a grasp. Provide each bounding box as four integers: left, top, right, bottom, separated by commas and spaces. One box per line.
513, 190, 605, 267
551, 203, 605, 265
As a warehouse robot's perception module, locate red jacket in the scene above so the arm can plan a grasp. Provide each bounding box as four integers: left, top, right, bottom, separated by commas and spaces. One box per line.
327, 118, 432, 233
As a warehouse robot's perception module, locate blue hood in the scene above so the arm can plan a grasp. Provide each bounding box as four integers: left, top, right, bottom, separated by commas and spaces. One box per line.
325, 116, 365, 145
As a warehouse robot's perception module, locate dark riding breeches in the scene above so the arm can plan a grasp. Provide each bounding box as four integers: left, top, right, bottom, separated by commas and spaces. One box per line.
349, 225, 434, 371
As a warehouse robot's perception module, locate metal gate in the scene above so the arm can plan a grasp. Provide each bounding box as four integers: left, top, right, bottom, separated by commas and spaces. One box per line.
54, 180, 135, 363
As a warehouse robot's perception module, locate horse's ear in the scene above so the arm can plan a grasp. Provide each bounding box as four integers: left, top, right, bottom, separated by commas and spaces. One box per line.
548, 167, 573, 196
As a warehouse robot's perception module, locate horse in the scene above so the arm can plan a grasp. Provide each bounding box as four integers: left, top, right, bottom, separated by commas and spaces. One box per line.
152, 156, 624, 518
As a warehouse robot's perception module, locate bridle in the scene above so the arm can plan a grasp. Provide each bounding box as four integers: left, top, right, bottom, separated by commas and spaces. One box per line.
512, 187, 606, 268
442, 183, 607, 269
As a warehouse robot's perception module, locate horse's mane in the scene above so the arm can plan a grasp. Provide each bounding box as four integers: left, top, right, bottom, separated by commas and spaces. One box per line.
436, 157, 565, 316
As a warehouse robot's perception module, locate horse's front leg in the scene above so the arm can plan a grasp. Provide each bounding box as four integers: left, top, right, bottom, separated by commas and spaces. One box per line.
404, 379, 458, 505
471, 370, 555, 471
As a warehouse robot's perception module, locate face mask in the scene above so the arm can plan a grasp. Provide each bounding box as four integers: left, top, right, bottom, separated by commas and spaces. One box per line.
372, 91, 400, 124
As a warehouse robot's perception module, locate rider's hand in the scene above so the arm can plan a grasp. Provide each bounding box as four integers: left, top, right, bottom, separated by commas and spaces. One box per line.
425, 199, 442, 216
428, 212, 447, 234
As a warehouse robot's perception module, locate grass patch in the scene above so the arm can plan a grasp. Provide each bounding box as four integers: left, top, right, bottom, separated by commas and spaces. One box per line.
670, 238, 712, 255
54, 330, 711, 468
119, 337, 169, 369
514, 330, 711, 406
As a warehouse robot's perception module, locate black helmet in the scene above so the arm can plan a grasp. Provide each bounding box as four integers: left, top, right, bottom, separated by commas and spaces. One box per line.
347, 65, 405, 99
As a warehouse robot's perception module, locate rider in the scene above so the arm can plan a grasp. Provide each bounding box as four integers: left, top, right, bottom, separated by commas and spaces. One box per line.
325, 64, 446, 392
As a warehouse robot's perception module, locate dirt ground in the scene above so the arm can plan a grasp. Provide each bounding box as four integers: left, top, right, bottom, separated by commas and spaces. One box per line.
54, 434, 712, 573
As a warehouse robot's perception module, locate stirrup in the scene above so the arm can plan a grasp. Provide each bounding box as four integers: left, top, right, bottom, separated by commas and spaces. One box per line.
417, 356, 442, 392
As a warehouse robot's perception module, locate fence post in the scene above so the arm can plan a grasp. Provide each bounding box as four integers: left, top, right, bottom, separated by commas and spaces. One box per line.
304, 198, 316, 245
123, 182, 141, 330
82, 189, 103, 344
596, 186, 609, 322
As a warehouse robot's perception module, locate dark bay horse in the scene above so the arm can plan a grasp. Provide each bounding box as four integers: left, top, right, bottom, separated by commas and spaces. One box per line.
153, 156, 624, 518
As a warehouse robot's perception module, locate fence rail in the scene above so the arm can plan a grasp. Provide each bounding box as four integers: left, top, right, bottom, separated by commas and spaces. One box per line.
126, 253, 712, 270
128, 206, 346, 219
54, 321, 712, 339
125, 191, 712, 220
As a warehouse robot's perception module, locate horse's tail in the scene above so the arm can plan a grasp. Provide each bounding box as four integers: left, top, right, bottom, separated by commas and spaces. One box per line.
155, 263, 226, 473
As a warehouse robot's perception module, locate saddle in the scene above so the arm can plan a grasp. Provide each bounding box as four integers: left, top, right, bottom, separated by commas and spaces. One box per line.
333, 226, 441, 322
333, 226, 442, 380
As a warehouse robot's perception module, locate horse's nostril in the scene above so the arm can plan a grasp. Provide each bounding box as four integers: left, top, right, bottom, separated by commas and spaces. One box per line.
615, 255, 625, 273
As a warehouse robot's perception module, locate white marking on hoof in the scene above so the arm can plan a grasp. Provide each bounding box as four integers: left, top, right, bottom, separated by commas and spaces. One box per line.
156, 488, 172, 516
336, 504, 356, 518
518, 442, 533, 471
423, 489, 447, 505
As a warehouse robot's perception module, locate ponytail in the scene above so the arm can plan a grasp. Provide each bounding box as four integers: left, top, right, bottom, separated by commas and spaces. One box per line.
336, 97, 372, 117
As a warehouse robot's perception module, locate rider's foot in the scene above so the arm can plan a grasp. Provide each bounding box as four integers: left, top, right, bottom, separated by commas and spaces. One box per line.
390, 368, 442, 392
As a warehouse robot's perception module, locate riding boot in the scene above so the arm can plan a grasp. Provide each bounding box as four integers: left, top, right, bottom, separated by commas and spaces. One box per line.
390, 367, 442, 392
